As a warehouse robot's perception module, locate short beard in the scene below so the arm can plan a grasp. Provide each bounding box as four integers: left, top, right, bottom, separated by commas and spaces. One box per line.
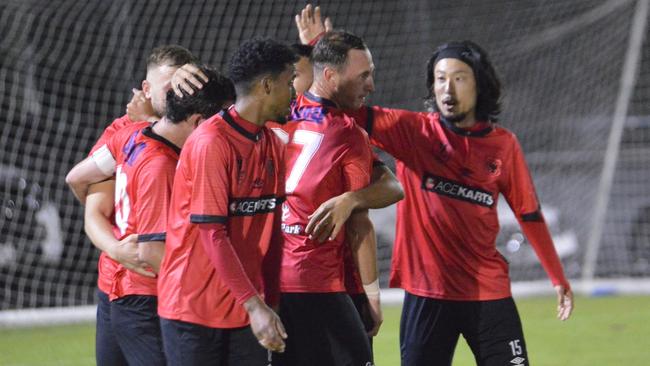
441, 112, 467, 124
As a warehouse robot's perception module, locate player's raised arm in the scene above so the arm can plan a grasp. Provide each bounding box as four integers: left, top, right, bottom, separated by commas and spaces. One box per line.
295, 4, 333, 45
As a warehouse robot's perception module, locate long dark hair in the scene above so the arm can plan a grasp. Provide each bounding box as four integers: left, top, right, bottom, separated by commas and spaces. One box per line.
424, 40, 502, 122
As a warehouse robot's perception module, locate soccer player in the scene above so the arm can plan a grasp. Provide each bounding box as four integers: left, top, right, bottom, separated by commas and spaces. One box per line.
290, 7, 400, 346
66, 64, 234, 365
290, 43, 314, 94
363, 41, 574, 365
65, 45, 198, 366
268, 30, 380, 366
156, 38, 295, 366
66, 65, 232, 365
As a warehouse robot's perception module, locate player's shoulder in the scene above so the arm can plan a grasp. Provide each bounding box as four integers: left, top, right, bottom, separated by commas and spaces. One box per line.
111, 121, 150, 144
488, 123, 519, 143
137, 150, 178, 174
108, 113, 135, 129
189, 113, 228, 143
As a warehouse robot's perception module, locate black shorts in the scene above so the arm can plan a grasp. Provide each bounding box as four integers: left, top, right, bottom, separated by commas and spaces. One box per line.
160, 317, 268, 366
95, 291, 165, 366
96, 290, 127, 366
400, 292, 529, 366
110, 295, 165, 366
274, 292, 373, 366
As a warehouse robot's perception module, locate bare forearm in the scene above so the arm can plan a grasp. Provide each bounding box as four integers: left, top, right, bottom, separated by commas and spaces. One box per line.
352, 212, 379, 285
348, 164, 404, 211
84, 181, 118, 254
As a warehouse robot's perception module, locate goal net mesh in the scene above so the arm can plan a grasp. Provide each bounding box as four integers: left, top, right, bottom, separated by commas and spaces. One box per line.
0, 0, 648, 310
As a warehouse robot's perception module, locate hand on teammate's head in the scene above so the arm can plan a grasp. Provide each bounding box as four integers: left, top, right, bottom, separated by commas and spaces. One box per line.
172, 63, 209, 97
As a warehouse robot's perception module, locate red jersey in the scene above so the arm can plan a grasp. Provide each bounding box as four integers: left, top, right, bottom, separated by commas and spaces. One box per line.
278, 92, 373, 293
88, 114, 134, 295
93, 121, 179, 300
355, 108, 569, 300
157, 107, 285, 328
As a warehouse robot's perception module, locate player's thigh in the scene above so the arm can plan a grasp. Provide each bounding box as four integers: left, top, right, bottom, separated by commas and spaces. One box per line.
226, 326, 268, 366
461, 297, 529, 366
275, 293, 372, 366
327, 293, 373, 366
274, 293, 331, 366
160, 317, 224, 366
350, 293, 374, 356
110, 295, 165, 366
400, 292, 460, 366
96, 290, 128, 366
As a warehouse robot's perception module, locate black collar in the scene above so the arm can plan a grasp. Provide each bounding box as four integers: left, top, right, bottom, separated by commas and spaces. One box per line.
439, 116, 493, 137
220, 109, 262, 142
304, 91, 338, 108
142, 123, 181, 155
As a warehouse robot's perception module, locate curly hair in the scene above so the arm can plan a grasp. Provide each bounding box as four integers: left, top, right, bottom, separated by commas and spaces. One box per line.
165, 65, 235, 124
424, 40, 502, 122
228, 38, 298, 94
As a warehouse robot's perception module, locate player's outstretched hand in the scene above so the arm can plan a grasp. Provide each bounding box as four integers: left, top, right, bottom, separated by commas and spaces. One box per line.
110, 234, 156, 278
306, 192, 358, 243
245, 296, 287, 353
366, 294, 383, 337
294, 4, 333, 45
126, 88, 155, 122
172, 63, 209, 97
554, 285, 574, 321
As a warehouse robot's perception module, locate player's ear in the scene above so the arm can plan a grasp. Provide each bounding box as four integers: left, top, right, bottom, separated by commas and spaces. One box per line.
323, 66, 337, 85
142, 80, 151, 99
261, 76, 273, 95
188, 114, 202, 128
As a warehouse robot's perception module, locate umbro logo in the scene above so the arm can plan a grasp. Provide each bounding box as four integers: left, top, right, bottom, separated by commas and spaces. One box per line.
510, 356, 526, 365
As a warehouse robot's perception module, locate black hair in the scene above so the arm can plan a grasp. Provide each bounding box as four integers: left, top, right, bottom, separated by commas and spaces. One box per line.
165, 65, 235, 123
147, 45, 197, 70
425, 40, 502, 122
291, 43, 313, 58
311, 31, 367, 71
228, 38, 298, 95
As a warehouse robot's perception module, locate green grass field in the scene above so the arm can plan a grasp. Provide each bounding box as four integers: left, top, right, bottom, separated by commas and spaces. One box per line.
1, 295, 649, 365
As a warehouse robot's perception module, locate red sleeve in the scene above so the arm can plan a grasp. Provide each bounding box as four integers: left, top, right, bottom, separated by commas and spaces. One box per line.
134, 155, 174, 242
188, 135, 231, 224
199, 223, 258, 304
341, 123, 373, 191
351, 106, 426, 165
89, 115, 133, 156
262, 205, 284, 307
503, 138, 570, 289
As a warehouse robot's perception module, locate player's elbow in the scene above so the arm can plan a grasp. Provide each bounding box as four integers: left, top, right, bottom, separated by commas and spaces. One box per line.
390, 179, 405, 202
374, 165, 405, 205
65, 167, 80, 188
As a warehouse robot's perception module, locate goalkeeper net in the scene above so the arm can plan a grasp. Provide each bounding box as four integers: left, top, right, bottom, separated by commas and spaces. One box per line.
1, 0, 649, 320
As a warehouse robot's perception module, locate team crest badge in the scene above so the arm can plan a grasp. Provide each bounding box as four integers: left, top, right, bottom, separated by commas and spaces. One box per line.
486, 157, 502, 176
